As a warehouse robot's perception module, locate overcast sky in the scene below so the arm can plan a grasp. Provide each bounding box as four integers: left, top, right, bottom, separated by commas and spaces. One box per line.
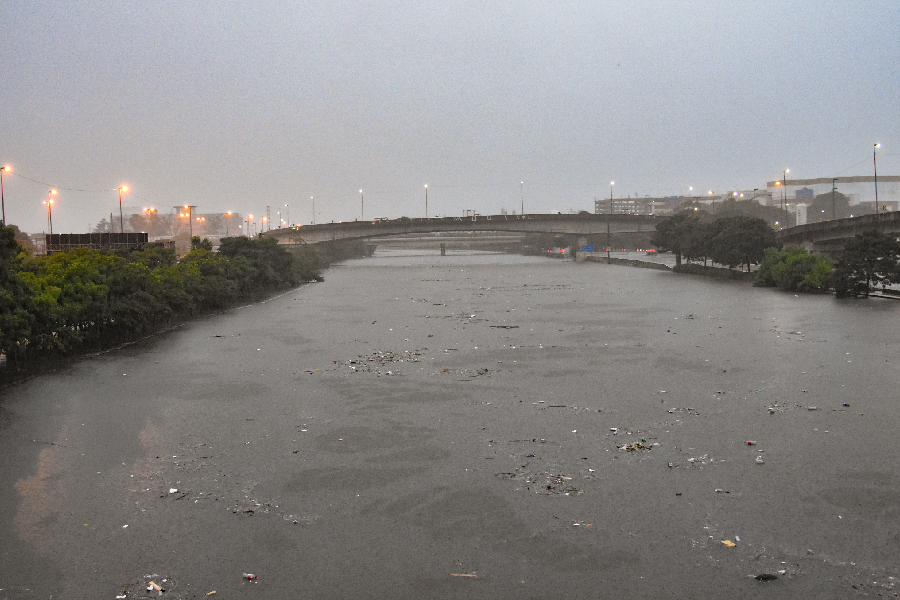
2, 0, 898, 234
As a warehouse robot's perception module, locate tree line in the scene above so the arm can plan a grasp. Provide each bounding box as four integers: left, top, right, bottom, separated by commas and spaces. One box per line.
649, 211, 900, 297
0, 228, 325, 367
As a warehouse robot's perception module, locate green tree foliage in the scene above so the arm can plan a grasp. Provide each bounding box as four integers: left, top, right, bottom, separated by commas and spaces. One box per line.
833, 230, 900, 298
191, 236, 213, 251
755, 247, 834, 293
680, 198, 789, 229
708, 215, 777, 272
654, 213, 776, 271
804, 191, 852, 223
650, 211, 700, 266
0, 226, 35, 361
1, 234, 326, 363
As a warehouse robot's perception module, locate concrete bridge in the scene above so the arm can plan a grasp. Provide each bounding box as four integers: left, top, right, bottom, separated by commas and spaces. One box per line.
777, 211, 900, 254
260, 213, 662, 247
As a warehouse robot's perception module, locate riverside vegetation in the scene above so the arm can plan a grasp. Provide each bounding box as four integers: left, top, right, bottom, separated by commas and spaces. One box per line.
0, 227, 326, 371
650, 210, 900, 297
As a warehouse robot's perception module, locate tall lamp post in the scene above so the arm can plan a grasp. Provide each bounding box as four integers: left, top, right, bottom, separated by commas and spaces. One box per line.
117, 185, 128, 233
225, 211, 232, 236
143, 207, 156, 235
520, 181, 524, 215
832, 179, 839, 220
782, 169, 789, 213
874, 143, 881, 215
424, 184, 428, 218
182, 205, 196, 237
359, 189, 364, 220
0, 165, 10, 226
607, 181, 614, 261
44, 189, 57, 234
245, 214, 253, 236
709, 190, 714, 213
311, 197, 315, 225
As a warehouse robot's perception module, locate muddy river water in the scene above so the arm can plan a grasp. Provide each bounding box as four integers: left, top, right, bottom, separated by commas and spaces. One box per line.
1, 251, 899, 599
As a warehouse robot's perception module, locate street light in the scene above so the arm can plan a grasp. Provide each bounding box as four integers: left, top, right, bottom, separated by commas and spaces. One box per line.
44, 189, 57, 235
520, 181, 524, 215
607, 181, 614, 261
709, 190, 714, 213
261, 216, 267, 233
117, 185, 128, 233
182, 205, 195, 237
0, 165, 10, 226
359, 189, 363, 220
143, 207, 157, 234
832, 179, 839, 220
245, 214, 253, 237
782, 169, 789, 213
424, 184, 428, 218
874, 143, 881, 215
195, 216, 206, 236
225, 211, 233, 236
311, 196, 315, 225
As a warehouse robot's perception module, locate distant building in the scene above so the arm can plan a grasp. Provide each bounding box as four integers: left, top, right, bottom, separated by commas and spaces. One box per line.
766, 176, 900, 213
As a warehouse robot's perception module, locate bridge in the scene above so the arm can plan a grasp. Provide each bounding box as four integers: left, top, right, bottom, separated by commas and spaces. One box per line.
260, 213, 662, 248
777, 211, 900, 254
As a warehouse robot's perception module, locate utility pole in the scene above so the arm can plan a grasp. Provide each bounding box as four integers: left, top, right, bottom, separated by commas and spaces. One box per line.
832, 178, 838, 220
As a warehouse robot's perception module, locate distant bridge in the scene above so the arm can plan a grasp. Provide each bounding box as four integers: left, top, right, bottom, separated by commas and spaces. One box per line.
777, 211, 900, 253
260, 213, 662, 246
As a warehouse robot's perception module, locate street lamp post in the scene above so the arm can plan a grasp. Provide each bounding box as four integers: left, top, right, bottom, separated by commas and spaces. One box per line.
117, 185, 128, 233
874, 144, 881, 215
520, 181, 524, 215
0, 165, 10, 226
424, 184, 428, 218
782, 169, 789, 213
311, 197, 315, 225
182, 205, 195, 237
45, 189, 57, 235
261, 216, 267, 233
607, 181, 614, 261
709, 190, 714, 213
246, 214, 253, 237
832, 179, 838, 220
359, 189, 363, 220
143, 207, 156, 234
225, 211, 232, 236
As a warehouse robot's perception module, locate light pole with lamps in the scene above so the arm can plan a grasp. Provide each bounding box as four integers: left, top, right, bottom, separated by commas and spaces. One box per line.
181, 205, 197, 237
520, 181, 524, 215
782, 169, 789, 213
424, 184, 428, 218
359, 189, 363, 220
874, 144, 881, 215
117, 185, 128, 233
607, 181, 614, 261
245, 214, 253, 236
225, 211, 232, 236
832, 179, 839, 220
0, 165, 10, 226
311, 197, 315, 225
44, 189, 57, 234
709, 190, 714, 213
143, 207, 156, 234
261, 216, 267, 233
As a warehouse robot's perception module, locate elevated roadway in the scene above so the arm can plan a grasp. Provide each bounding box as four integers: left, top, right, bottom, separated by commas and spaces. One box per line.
260, 213, 662, 245
777, 211, 900, 254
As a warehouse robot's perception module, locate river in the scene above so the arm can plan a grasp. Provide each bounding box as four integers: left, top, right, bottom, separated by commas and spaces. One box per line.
1, 250, 899, 599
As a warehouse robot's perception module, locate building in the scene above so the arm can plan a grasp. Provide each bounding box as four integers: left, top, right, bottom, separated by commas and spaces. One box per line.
766, 176, 900, 214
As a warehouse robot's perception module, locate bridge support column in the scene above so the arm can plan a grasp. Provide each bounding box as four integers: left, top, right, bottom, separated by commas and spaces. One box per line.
576, 236, 588, 262
440, 243, 446, 256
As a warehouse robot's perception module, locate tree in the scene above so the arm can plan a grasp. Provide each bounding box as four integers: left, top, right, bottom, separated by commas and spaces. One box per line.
833, 230, 900, 298
804, 191, 852, 223
755, 247, 833, 293
651, 211, 700, 266
0, 225, 34, 361
708, 216, 776, 272
191, 236, 213, 251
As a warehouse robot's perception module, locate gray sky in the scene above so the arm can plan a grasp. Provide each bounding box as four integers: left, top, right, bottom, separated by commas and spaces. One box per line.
2, 0, 898, 235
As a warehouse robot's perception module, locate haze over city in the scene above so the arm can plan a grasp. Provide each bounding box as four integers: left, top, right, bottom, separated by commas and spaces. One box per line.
2, 0, 897, 235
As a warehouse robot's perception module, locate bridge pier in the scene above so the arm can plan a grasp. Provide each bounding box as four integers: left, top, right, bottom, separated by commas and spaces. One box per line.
576, 236, 588, 262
